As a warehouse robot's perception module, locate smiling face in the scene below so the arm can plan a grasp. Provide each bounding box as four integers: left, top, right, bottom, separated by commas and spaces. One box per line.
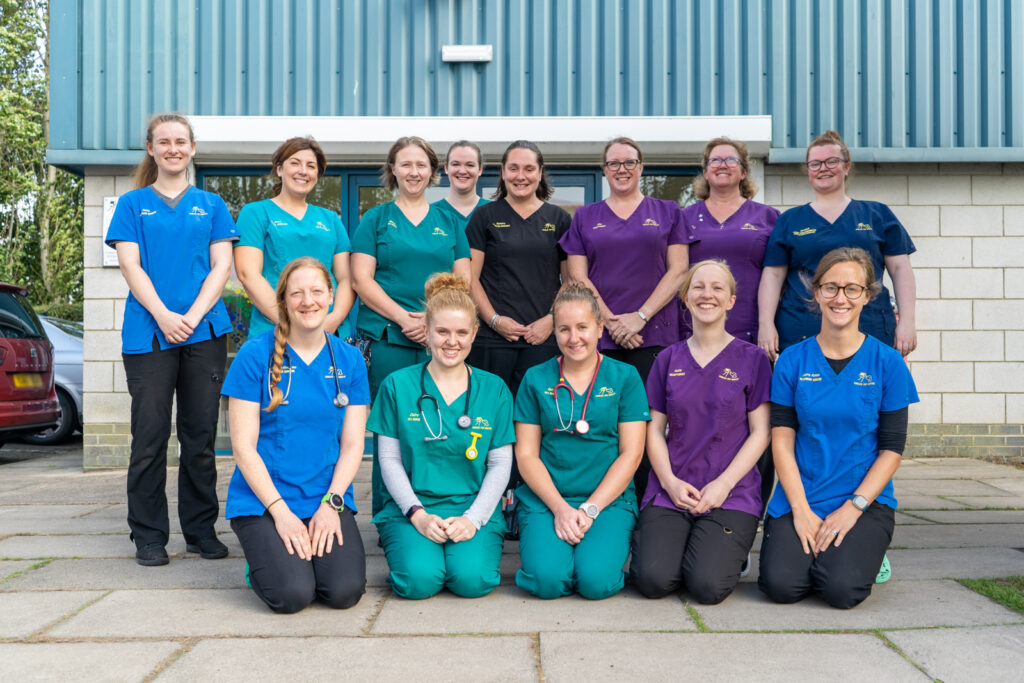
501, 147, 542, 201
603, 142, 643, 196
553, 301, 603, 364
806, 143, 850, 194
275, 149, 319, 198
426, 307, 477, 368
445, 145, 483, 193
814, 260, 870, 331
702, 143, 746, 193
683, 263, 736, 326
392, 145, 432, 198
284, 266, 332, 333
147, 122, 195, 177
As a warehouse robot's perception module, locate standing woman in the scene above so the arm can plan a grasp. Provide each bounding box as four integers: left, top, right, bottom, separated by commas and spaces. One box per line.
759, 248, 918, 609
513, 283, 649, 600
105, 113, 238, 566
368, 274, 514, 599
234, 137, 355, 340
222, 258, 369, 614
466, 140, 571, 396
432, 140, 489, 230
758, 130, 917, 360
631, 261, 771, 604
561, 137, 692, 382
682, 137, 780, 344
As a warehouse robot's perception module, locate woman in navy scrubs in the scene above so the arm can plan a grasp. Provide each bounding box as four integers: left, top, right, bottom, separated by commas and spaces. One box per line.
758, 247, 918, 609
223, 257, 369, 613
106, 113, 238, 567
758, 130, 917, 360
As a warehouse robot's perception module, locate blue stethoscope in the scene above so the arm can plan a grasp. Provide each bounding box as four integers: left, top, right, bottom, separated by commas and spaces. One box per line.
269, 331, 348, 408
418, 363, 481, 459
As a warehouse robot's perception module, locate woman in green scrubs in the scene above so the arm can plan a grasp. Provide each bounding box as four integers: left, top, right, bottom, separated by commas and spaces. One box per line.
368, 274, 514, 599
513, 283, 649, 599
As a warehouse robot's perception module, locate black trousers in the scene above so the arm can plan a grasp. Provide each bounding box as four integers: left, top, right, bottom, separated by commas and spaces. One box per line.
466, 342, 558, 398
122, 335, 226, 548
604, 345, 663, 500
630, 504, 758, 604
231, 509, 366, 614
758, 503, 894, 609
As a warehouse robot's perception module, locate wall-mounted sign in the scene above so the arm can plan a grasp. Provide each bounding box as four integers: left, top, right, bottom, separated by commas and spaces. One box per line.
101, 197, 119, 267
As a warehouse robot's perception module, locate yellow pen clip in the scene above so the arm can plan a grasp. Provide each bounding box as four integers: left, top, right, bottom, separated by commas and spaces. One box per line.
465, 431, 483, 460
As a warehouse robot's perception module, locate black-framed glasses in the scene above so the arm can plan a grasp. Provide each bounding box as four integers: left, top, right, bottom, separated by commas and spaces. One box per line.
807, 156, 845, 172
707, 156, 741, 169
603, 159, 641, 171
817, 282, 867, 300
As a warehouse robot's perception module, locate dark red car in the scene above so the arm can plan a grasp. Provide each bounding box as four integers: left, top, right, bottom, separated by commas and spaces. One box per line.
0, 283, 59, 446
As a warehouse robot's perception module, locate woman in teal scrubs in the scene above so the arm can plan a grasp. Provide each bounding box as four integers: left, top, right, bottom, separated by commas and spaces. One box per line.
234, 137, 355, 339
513, 283, 650, 599
368, 274, 514, 599
432, 140, 489, 230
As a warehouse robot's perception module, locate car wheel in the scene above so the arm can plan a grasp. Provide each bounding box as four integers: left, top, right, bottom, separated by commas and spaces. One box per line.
21, 389, 77, 445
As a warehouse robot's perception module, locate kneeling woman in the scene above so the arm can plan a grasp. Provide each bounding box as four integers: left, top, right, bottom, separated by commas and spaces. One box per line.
630, 260, 771, 603
758, 247, 918, 609
514, 283, 649, 600
369, 274, 514, 599
223, 257, 369, 614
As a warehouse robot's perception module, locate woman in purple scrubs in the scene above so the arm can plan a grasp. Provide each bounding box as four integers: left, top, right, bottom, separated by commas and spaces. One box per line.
681, 137, 779, 345
631, 260, 771, 603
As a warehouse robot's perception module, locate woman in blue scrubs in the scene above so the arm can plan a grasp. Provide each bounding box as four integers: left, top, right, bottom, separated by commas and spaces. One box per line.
758, 247, 918, 609
758, 131, 917, 361
368, 274, 514, 599
106, 113, 238, 567
513, 283, 650, 600
222, 257, 369, 613
234, 137, 355, 339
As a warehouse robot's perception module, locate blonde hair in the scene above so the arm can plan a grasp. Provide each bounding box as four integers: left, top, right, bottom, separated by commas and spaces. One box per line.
680, 259, 737, 299
424, 273, 476, 326
134, 113, 195, 189
552, 281, 602, 323
381, 136, 441, 191
265, 257, 333, 412
692, 137, 758, 200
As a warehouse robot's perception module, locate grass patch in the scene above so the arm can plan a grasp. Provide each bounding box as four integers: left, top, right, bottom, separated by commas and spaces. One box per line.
958, 576, 1024, 615
684, 604, 709, 632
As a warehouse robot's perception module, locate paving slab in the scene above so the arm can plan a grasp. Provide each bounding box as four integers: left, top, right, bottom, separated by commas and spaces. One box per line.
0, 532, 243, 559
896, 495, 971, 510
48, 503, 234, 536
159, 636, 536, 682
0, 557, 247, 591
891, 523, 1024, 548
886, 548, 1024, 579
693, 580, 1022, 631
944, 496, 1024, 509
985, 478, 1024, 495
371, 585, 695, 634
48, 587, 387, 638
0, 590, 106, 638
895, 479, 1011, 496
906, 509, 1024, 524
894, 512, 936, 525
0, 641, 181, 682
540, 632, 926, 682
0, 560, 38, 581
894, 460, 1024, 480
885, 625, 1024, 683
0, 504, 128, 535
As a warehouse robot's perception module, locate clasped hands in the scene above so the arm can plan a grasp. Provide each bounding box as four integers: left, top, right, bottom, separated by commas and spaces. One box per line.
273, 504, 344, 561
606, 311, 645, 349
410, 509, 477, 544
664, 476, 731, 515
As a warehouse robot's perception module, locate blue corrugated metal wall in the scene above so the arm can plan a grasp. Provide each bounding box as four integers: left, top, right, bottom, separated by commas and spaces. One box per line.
49, 0, 1024, 160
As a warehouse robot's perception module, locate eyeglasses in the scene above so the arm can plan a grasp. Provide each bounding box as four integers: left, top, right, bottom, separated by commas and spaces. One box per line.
817, 282, 867, 300
707, 156, 741, 169
603, 159, 640, 171
807, 156, 845, 172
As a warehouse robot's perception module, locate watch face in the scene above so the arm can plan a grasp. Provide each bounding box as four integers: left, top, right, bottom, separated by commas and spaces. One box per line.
329, 493, 345, 510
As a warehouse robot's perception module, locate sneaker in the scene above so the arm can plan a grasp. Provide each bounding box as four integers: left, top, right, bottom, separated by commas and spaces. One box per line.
740, 552, 752, 578
136, 543, 169, 567
875, 554, 892, 584
185, 536, 229, 560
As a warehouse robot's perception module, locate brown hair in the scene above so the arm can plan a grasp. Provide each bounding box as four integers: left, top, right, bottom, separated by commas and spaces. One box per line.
692, 136, 758, 200
270, 137, 326, 196
806, 129, 853, 171
680, 259, 737, 299
445, 140, 483, 167
602, 136, 644, 165
134, 113, 195, 189
423, 273, 477, 327
552, 281, 602, 324
494, 140, 553, 201
805, 247, 881, 310
381, 137, 441, 191
265, 257, 334, 412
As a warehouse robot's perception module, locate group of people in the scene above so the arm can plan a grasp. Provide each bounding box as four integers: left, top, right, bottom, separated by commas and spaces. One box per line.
107, 112, 919, 615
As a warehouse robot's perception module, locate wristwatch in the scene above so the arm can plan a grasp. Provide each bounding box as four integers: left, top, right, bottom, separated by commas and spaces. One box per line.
848, 494, 869, 511
322, 492, 345, 512
579, 502, 599, 520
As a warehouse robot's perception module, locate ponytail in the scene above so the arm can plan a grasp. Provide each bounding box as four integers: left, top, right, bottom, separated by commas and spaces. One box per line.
133, 112, 195, 190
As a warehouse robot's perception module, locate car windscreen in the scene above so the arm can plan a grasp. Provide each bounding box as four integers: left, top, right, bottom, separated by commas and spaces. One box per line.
42, 316, 83, 339
0, 292, 45, 339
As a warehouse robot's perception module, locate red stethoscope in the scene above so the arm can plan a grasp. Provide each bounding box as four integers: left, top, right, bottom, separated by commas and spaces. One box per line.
553, 354, 602, 435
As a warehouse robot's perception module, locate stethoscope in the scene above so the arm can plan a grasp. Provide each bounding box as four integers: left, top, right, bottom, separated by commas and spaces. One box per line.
553, 354, 603, 435
418, 362, 481, 459
268, 331, 348, 408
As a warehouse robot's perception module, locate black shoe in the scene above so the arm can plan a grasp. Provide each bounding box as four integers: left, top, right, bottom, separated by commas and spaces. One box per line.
136, 543, 169, 566
186, 536, 228, 560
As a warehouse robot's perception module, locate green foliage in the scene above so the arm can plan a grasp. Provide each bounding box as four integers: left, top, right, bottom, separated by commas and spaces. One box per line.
959, 576, 1024, 615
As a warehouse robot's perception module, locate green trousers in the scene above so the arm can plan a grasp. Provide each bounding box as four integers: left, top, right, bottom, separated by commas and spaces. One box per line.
515, 503, 636, 600
377, 514, 505, 599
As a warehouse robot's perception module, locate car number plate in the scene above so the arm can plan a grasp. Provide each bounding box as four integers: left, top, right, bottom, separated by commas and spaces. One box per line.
12, 373, 43, 388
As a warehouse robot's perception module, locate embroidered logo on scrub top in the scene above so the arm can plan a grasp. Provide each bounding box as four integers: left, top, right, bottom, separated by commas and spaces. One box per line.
643, 218, 660, 227
387, 219, 398, 229
324, 366, 346, 379
793, 227, 816, 237
493, 221, 511, 228
668, 369, 686, 377
542, 222, 557, 232
799, 373, 822, 382
432, 226, 449, 237
596, 387, 616, 397
853, 372, 875, 386
741, 223, 758, 231
271, 219, 288, 227
856, 222, 873, 231
188, 206, 208, 217
406, 412, 421, 422
140, 208, 158, 216
314, 221, 329, 232
473, 416, 492, 430
592, 222, 607, 230
718, 368, 740, 381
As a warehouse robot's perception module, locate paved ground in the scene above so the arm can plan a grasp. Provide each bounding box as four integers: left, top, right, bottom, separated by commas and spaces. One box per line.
1, 444, 1022, 682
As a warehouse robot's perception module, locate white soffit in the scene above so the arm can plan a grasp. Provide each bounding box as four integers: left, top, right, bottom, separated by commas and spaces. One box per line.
189, 116, 773, 165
